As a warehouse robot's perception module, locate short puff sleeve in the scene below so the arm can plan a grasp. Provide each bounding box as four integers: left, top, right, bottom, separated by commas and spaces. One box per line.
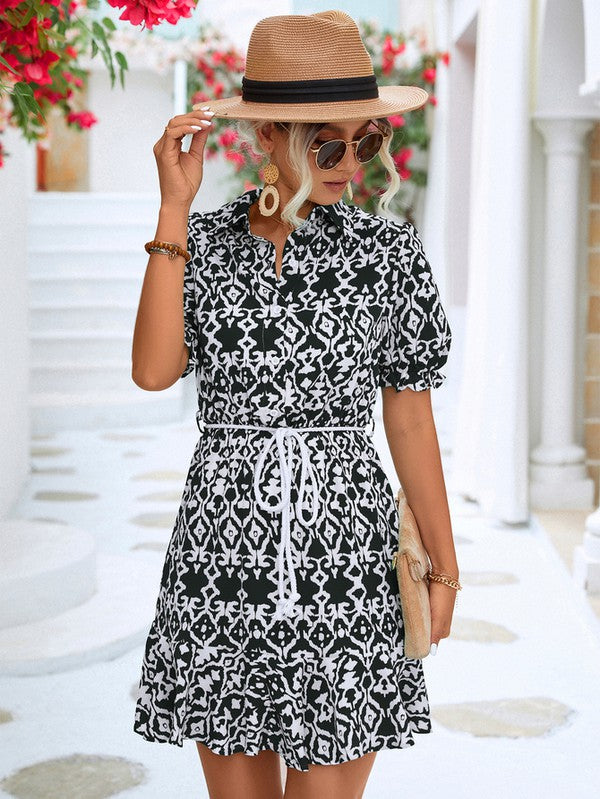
179, 212, 201, 379
378, 222, 452, 392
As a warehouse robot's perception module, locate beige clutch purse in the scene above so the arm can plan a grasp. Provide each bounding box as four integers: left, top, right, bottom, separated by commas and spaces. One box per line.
391, 486, 432, 659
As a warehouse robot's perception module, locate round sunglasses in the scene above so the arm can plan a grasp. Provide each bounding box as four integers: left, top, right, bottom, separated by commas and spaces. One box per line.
277, 120, 389, 171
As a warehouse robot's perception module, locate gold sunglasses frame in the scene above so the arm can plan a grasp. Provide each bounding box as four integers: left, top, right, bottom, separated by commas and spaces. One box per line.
276, 120, 391, 171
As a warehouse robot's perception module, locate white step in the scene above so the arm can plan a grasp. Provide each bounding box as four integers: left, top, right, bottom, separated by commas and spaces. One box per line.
30, 300, 136, 331
28, 191, 160, 225
28, 245, 146, 277
29, 275, 141, 304
29, 221, 157, 249
26, 192, 185, 432
0, 552, 164, 676
0, 520, 97, 629
31, 329, 134, 363
31, 360, 135, 393
29, 387, 187, 433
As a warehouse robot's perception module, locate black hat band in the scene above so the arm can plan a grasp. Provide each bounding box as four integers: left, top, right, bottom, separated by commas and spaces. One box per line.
241, 74, 379, 104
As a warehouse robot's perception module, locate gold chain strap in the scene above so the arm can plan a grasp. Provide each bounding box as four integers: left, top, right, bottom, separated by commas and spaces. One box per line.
427, 571, 462, 591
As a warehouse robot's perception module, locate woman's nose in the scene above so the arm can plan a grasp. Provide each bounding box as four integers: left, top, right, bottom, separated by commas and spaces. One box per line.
341, 141, 360, 167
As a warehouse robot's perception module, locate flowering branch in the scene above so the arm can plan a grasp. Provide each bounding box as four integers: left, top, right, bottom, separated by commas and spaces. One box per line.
0, 0, 200, 168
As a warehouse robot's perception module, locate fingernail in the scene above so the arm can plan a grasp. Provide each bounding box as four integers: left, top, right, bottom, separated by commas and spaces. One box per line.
430, 643, 438, 656
204, 110, 215, 116
198, 120, 212, 126
201, 105, 211, 110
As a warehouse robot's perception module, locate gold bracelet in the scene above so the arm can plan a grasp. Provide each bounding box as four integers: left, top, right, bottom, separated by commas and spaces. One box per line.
144, 239, 191, 263
427, 571, 462, 591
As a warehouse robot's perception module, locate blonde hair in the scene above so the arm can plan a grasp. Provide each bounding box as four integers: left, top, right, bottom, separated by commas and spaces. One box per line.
234, 117, 401, 229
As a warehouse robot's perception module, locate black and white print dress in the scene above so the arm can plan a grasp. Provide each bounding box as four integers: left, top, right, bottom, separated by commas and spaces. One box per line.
133, 185, 451, 771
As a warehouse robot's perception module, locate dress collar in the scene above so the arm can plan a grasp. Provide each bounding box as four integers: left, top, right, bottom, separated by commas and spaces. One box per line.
209, 185, 353, 236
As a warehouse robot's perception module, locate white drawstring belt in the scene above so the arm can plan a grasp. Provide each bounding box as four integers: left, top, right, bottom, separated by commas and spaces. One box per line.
199, 419, 374, 620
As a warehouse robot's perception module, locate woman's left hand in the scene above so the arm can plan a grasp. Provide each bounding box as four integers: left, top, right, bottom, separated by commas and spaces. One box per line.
429, 580, 458, 653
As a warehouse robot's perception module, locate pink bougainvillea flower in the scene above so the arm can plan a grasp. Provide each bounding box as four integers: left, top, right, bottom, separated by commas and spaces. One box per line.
218, 130, 238, 147
33, 86, 67, 105
387, 114, 405, 128
190, 90, 211, 105
225, 150, 245, 169
24, 51, 61, 86
0, 0, 24, 11
0, 50, 22, 76
428, 95, 437, 106
422, 67, 436, 83
106, 0, 197, 31
63, 71, 84, 88
382, 34, 405, 56
66, 110, 98, 129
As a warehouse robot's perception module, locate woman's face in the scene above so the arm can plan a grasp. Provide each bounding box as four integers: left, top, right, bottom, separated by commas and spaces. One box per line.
264, 118, 375, 204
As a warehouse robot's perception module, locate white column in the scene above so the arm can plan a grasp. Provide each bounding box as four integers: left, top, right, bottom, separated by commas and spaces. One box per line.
421, 0, 450, 295
530, 116, 595, 509
173, 59, 188, 116
449, 0, 531, 522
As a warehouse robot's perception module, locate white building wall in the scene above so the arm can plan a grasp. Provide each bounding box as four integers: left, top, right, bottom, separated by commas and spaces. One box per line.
0, 127, 35, 516
87, 69, 173, 194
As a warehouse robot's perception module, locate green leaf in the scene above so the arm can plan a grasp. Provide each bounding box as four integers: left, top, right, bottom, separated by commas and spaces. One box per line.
102, 17, 117, 32
91, 39, 98, 58
114, 51, 128, 70
91, 21, 107, 43
20, 4, 36, 26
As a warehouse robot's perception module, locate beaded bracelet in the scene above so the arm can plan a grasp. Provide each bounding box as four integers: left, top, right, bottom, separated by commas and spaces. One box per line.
427, 571, 462, 591
145, 239, 191, 263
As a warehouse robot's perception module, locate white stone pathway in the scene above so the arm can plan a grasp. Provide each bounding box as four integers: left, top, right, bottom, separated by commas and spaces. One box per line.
1, 413, 600, 798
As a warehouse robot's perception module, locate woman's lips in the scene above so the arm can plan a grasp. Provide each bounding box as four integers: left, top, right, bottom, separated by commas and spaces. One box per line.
324, 180, 346, 190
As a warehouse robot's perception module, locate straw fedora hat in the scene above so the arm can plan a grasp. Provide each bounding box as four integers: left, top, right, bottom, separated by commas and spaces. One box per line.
192, 9, 429, 122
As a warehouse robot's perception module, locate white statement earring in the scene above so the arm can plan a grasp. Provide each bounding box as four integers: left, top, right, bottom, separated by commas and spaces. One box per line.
258, 161, 280, 216
345, 179, 353, 201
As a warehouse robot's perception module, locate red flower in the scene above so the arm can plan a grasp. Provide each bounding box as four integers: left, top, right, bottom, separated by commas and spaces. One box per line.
66, 110, 98, 129
191, 90, 211, 105
24, 51, 61, 86
33, 86, 67, 104
218, 130, 238, 147
422, 67, 436, 84
106, 0, 197, 31
387, 115, 405, 128
225, 150, 245, 168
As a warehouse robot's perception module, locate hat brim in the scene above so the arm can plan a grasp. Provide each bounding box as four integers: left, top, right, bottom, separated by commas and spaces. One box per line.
192, 85, 429, 121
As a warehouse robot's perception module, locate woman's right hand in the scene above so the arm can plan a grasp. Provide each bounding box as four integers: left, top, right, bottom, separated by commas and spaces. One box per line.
153, 108, 215, 210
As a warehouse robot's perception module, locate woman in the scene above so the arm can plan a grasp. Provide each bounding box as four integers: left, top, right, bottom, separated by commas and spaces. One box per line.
132, 10, 460, 799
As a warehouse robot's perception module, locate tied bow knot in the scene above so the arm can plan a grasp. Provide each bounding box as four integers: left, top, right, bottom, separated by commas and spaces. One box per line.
253, 427, 320, 619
